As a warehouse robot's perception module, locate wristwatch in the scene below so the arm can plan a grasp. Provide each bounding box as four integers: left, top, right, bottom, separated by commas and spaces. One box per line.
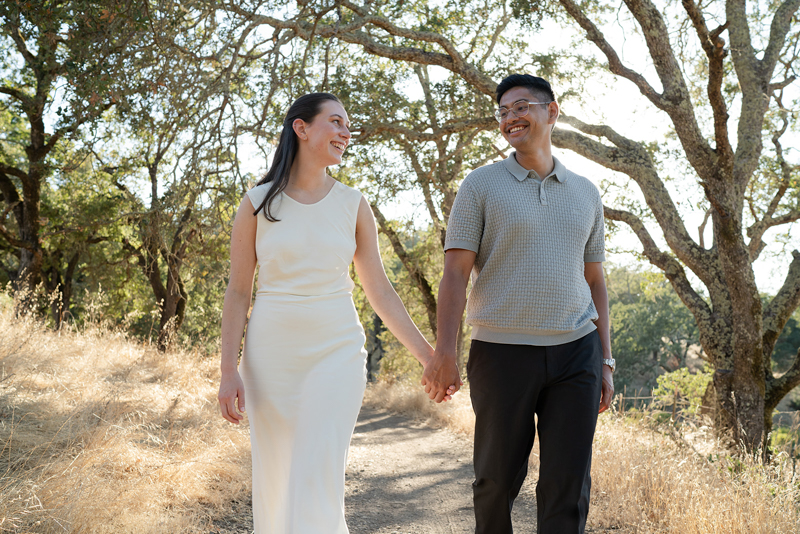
602, 358, 616, 372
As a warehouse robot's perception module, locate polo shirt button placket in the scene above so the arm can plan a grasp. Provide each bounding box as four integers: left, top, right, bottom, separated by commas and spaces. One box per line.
540, 178, 548, 205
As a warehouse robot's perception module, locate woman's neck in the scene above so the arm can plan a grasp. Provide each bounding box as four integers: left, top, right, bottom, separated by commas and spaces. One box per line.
287, 158, 330, 192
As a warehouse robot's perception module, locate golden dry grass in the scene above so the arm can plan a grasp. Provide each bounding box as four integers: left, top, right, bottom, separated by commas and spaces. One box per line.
2, 302, 799, 534
364, 380, 800, 533
0, 304, 250, 533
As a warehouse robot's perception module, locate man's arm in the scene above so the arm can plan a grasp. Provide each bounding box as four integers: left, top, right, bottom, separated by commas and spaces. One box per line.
584, 261, 614, 413
422, 248, 476, 403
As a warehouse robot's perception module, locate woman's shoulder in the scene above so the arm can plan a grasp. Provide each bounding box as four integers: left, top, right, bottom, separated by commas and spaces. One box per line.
245, 182, 271, 207
333, 180, 365, 204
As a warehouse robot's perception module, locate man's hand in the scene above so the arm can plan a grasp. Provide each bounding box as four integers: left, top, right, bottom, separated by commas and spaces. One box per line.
598, 365, 614, 413
421, 350, 461, 403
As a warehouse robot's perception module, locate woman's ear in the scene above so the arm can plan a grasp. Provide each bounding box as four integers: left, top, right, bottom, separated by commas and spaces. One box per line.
292, 118, 307, 140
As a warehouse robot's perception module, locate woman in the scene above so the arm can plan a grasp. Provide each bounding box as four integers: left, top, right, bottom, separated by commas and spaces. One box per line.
218, 93, 454, 533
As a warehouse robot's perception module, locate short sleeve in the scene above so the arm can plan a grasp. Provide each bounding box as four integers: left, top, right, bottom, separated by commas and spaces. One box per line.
584, 195, 606, 262
445, 178, 484, 253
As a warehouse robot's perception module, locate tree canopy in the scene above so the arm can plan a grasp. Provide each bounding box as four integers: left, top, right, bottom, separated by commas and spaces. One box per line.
1, 0, 799, 452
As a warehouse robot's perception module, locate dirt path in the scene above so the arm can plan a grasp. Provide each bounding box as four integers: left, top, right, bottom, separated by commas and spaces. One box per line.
345, 406, 538, 533
212, 405, 539, 533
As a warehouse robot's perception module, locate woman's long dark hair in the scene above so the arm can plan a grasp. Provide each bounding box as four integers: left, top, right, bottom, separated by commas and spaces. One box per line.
254, 92, 342, 221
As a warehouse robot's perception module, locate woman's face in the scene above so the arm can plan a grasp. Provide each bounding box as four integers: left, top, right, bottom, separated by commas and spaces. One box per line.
294, 100, 351, 167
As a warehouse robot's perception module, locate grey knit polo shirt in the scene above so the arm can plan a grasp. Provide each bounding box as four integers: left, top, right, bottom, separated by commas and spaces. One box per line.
445, 153, 605, 346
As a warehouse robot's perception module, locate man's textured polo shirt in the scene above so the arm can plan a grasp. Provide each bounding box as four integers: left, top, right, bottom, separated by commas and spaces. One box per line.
445, 153, 605, 346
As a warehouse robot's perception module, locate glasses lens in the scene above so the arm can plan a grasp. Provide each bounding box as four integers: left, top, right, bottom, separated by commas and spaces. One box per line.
513, 102, 530, 117
495, 109, 507, 122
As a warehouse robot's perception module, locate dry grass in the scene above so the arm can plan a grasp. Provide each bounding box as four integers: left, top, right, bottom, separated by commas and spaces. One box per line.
2, 301, 799, 534
0, 303, 250, 533
363, 381, 476, 436
364, 380, 800, 533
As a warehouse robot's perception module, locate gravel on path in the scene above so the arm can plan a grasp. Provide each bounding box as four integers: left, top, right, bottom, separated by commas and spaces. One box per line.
345, 406, 538, 533
211, 404, 539, 533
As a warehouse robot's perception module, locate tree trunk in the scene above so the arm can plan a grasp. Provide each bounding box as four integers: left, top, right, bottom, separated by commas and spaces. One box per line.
365, 313, 386, 381
156, 265, 188, 351
44, 251, 80, 329
15, 146, 46, 311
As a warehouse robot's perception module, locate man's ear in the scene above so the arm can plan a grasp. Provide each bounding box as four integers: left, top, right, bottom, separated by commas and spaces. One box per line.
549, 102, 559, 132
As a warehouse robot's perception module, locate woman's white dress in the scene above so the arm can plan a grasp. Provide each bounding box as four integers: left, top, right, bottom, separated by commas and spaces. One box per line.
240, 181, 368, 533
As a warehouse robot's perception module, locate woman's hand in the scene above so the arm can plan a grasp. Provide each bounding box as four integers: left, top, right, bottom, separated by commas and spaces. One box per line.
442, 382, 462, 402
218, 370, 247, 424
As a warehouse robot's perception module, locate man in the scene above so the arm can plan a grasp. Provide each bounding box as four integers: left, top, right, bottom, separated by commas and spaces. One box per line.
422, 74, 615, 533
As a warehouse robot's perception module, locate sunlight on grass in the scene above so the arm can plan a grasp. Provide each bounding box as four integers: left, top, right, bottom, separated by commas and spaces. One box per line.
365, 380, 800, 533
2, 300, 799, 533
0, 303, 250, 533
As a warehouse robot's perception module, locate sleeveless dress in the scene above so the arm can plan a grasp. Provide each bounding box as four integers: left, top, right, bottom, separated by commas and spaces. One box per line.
240, 180, 368, 533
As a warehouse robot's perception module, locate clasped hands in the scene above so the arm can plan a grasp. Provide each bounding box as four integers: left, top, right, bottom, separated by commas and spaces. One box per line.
421, 349, 461, 403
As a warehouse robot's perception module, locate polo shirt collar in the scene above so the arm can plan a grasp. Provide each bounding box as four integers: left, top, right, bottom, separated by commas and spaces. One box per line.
503, 152, 568, 183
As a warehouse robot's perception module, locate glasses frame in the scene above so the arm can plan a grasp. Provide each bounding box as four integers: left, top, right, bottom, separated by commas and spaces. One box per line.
494, 100, 554, 123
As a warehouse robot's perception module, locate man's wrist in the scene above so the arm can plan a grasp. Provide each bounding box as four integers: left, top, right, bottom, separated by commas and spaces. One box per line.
433, 347, 457, 360
602, 358, 616, 373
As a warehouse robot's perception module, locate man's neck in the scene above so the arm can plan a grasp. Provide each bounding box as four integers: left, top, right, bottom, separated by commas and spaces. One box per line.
514, 145, 554, 178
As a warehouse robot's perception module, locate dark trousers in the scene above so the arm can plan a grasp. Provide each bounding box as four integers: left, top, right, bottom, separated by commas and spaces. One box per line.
467, 331, 603, 534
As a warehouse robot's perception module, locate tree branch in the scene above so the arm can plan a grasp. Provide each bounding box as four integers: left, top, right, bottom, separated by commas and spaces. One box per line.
0, 220, 30, 250
746, 112, 799, 260
0, 163, 28, 182
762, 250, 800, 370
766, 347, 800, 411
556, 0, 667, 109
0, 86, 32, 107
224, 2, 498, 95
554, 117, 713, 278
5, 19, 38, 67
680, 0, 732, 172
558, 0, 720, 185
726, 0, 800, 186
748, 210, 800, 260
0, 171, 23, 229
605, 206, 715, 316
762, 0, 800, 79
698, 207, 713, 249
605, 205, 731, 360
354, 116, 496, 143
371, 203, 438, 337
396, 139, 445, 247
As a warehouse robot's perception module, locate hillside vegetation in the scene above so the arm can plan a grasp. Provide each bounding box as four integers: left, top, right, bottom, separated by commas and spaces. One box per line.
1, 301, 799, 533
0, 302, 250, 533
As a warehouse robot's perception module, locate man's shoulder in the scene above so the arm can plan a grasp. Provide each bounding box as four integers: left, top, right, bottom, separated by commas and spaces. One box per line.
562, 167, 601, 200
462, 159, 511, 189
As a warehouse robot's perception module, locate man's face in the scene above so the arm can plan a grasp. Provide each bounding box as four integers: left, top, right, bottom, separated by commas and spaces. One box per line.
497, 86, 557, 150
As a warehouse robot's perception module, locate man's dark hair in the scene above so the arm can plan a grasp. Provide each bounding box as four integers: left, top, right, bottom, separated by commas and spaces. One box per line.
496, 74, 555, 104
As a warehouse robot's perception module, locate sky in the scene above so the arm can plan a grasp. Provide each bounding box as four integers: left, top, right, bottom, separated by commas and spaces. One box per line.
368, 8, 799, 297
136, 3, 799, 297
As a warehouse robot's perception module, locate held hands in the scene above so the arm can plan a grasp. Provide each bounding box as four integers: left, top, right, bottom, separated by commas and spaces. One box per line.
218, 370, 247, 424
421, 349, 462, 403
598, 364, 614, 414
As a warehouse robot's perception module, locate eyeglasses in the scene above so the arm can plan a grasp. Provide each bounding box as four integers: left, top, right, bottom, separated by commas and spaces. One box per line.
494, 99, 554, 122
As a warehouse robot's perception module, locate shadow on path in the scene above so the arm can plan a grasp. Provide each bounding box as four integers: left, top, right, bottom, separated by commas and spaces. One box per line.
344, 406, 538, 534
211, 405, 539, 533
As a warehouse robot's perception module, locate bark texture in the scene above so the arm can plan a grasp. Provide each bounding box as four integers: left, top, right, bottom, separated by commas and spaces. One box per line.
227, 0, 800, 451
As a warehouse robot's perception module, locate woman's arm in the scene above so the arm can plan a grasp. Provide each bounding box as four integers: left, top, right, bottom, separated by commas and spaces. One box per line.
352, 197, 435, 368
218, 196, 258, 424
